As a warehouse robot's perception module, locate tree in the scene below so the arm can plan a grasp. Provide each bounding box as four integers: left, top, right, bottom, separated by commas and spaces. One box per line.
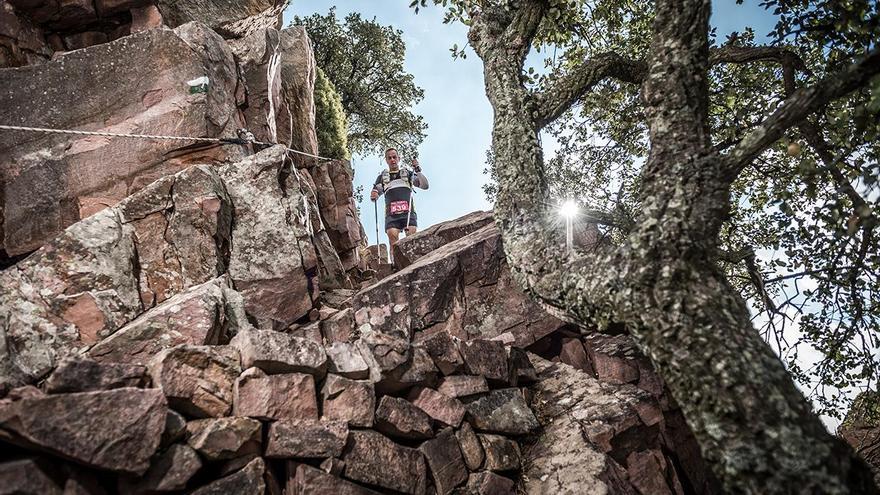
415, 0, 880, 492
293, 8, 428, 159
480, 1, 880, 419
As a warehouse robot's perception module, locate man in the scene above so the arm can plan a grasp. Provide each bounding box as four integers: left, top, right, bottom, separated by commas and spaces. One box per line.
370, 147, 429, 249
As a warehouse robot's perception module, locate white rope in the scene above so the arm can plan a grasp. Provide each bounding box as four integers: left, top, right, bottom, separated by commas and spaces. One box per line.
0, 124, 334, 162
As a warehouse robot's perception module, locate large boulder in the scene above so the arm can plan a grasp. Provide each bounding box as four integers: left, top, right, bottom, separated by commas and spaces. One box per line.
219, 146, 320, 327
278, 26, 318, 166
353, 223, 565, 344
148, 344, 241, 418
156, 0, 287, 39
0, 387, 167, 474
0, 22, 245, 258
88, 276, 245, 366
228, 27, 284, 145
392, 210, 494, 268
517, 355, 710, 494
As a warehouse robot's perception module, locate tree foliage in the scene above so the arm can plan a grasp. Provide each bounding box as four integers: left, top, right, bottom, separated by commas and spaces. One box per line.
314, 66, 350, 160
293, 8, 427, 159
412, 0, 880, 491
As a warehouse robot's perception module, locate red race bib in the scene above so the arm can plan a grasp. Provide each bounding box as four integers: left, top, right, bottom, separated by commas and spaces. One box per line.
390, 201, 410, 214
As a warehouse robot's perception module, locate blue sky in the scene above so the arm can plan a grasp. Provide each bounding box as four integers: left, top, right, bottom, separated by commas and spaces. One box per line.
283, 1, 778, 245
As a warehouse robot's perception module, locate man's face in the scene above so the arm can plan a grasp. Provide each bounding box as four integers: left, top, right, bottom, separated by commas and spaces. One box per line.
385, 150, 399, 169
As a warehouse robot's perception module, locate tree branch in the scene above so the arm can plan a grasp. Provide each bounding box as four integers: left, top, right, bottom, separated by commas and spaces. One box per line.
533, 53, 647, 128
723, 47, 880, 178
709, 45, 811, 75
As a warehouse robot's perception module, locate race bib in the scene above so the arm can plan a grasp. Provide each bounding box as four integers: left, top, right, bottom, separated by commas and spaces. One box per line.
390, 200, 410, 214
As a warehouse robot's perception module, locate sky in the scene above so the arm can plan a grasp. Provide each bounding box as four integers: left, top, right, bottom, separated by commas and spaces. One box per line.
282, 3, 847, 430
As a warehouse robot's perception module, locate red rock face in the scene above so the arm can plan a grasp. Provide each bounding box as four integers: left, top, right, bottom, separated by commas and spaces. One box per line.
0, 388, 167, 475
0, 25, 245, 257
354, 224, 566, 346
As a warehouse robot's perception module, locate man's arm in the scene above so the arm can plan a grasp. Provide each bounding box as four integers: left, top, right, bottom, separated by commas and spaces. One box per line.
411, 159, 429, 189
370, 174, 384, 201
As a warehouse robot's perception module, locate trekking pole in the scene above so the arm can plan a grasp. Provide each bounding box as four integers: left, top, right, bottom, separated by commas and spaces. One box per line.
373, 199, 379, 247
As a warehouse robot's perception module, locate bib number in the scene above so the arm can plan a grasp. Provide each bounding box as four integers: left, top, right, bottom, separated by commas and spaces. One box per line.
390, 201, 410, 214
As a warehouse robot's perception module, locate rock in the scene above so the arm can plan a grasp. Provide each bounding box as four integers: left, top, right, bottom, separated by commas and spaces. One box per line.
355, 331, 411, 385
234, 367, 318, 421
415, 331, 465, 375
392, 210, 494, 268
186, 417, 262, 461
342, 430, 427, 495
581, 334, 642, 384
374, 396, 434, 440
559, 337, 590, 371
409, 387, 466, 428
157, 0, 286, 39
190, 456, 266, 495
220, 146, 320, 328
458, 340, 509, 385
61, 469, 107, 495
437, 375, 489, 399
0, 1, 52, 68
419, 428, 468, 494
507, 347, 538, 385
0, 458, 63, 494
319, 457, 345, 476
1, 209, 142, 389
277, 26, 318, 167
322, 308, 356, 344
118, 444, 202, 493
519, 355, 688, 495
321, 374, 375, 427
308, 160, 364, 268
461, 389, 539, 435
325, 342, 370, 380
148, 345, 240, 418
456, 422, 485, 471
88, 277, 243, 366
230, 329, 327, 377
287, 463, 381, 495
44, 356, 148, 393
354, 222, 564, 344
265, 419, 348, 459
130, 4, 163, 33
391, 347, 439, 393
626, 449, 678, 495
464, 472, 515, 495
289, 321, 323, 345
228, 27, 284, 145
0, 388, 166, 474
161, 410, 187, 447
479, 434, 521, 472
839, 391, 880, 488
0, 24, 243, 258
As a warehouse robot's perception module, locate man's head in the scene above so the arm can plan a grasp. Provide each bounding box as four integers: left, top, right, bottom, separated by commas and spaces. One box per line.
384, 148, 400, 170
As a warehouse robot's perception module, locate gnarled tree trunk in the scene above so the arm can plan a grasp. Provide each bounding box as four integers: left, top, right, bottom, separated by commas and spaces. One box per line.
467, 0, 880, 492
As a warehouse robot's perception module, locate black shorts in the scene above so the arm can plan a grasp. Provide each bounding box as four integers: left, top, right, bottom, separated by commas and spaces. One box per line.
385, 214, 417, 231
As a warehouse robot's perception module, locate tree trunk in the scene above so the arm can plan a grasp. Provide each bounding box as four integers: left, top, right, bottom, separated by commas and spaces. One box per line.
470, 0, 878, 492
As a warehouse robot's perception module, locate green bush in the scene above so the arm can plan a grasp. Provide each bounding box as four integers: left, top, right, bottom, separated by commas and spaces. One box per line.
314, 66, 349, 160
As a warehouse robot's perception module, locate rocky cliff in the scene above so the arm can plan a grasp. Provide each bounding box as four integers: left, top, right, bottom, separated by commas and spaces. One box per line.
0, 2, 717, 493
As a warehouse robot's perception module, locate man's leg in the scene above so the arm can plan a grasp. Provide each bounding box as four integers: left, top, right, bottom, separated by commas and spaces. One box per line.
386, 227, 400, 248
404, 226, 417, 236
